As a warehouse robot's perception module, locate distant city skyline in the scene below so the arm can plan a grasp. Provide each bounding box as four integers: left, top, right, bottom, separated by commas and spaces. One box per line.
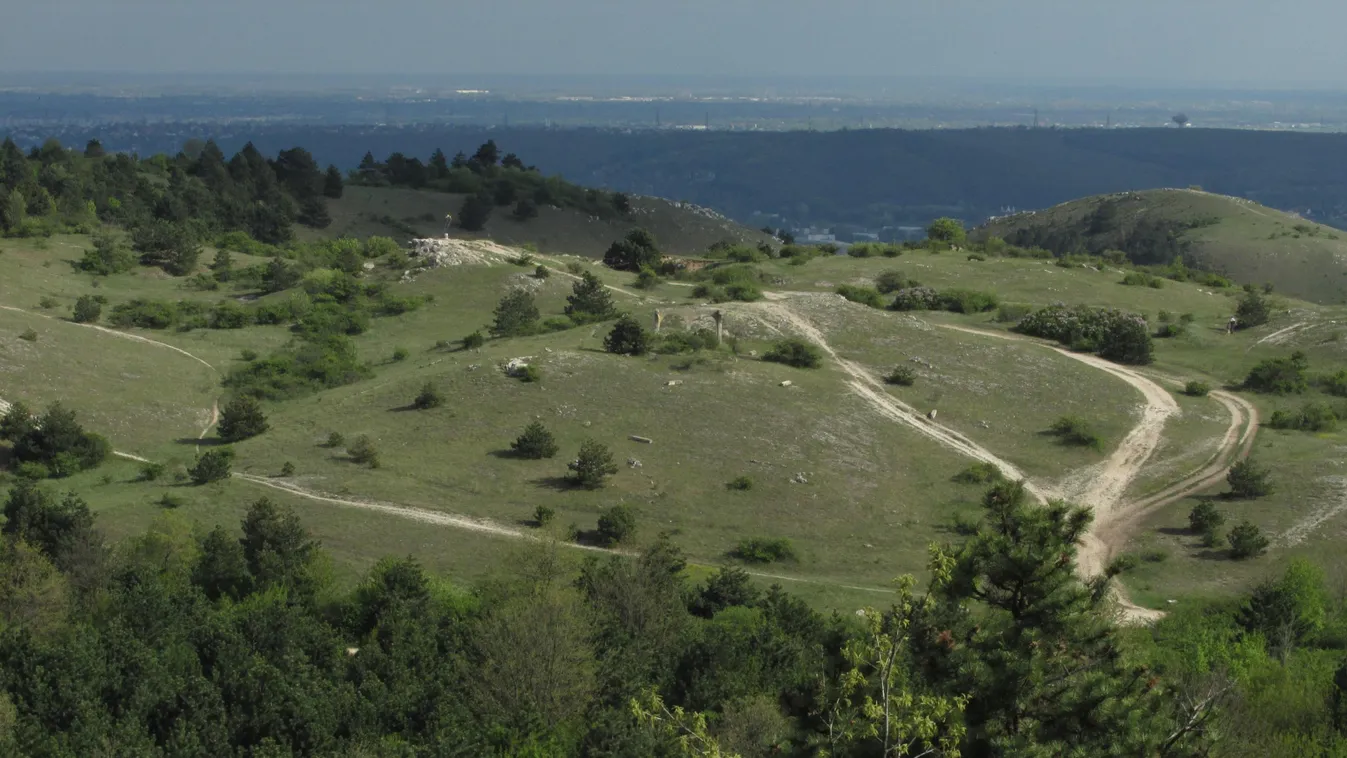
3, 0, 1346, 91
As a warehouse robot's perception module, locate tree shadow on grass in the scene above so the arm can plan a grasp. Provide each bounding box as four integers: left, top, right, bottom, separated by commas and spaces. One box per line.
487, 449, 520, 460
1156, 526, 1191, 537
1193, 549, 1232, 562
532, 475, 581, 492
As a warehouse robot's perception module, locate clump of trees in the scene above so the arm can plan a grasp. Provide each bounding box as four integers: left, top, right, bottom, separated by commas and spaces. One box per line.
1244, 351, 1309, 394
0, 401, 110, 479
603, 228, 662, 271
1015, 303, 1154, 365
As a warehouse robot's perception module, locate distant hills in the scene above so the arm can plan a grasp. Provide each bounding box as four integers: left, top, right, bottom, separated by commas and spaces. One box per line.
978, 189, 1347, 304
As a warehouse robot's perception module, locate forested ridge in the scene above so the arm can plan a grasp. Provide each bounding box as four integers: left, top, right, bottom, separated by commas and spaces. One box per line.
0, 476, 1343, 756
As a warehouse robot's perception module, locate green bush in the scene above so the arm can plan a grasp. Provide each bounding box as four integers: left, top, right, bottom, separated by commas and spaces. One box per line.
18, 328, 37, 342
218, 396, 269, 442
1319, 369, 1347, 397
604, 315, 651, 356
596, 504, 637, 546
224, 334, 370, 401
324, 432, 345, 448
1015, 304, 1154, 365
763, 338, 823, 369
1268, 402, 1338, 432
1121, 271, 1165, 288
940, 288, 999, 314
953, 462, 1004, 485
412, 382, 444, 410
1228, 520, 1270, 560
726, 476, 754, 491
391, 346, 410, 362
633, 268, 662, 290
1155, 323, 1186, 339
731, 537, 797, 564
347, 435, 380, 468
158, 493, 188, 509
533, 505, 555, 528
1234, 289, 1271, 329
835, 284, 884, 308
519, 364, 542, 383
1189, 501, 1225, 537
280, 461, 295, 477
884, 366, 916, 386
511, 421, 559, 460
138, 461, 167, 482
888, 287, 942, 311
109, 299, 177, 329
1048, 416, 1103, 450
1227, 458, 1272, 499
568, 438, 617, 488
38, 297, 57, 310
1183, 380, 1211, 397
1244, 352, 1309, 395
71, 295, 103, 324
189, 448, 234, 485
461, 331, 486, 350
875, 270, 917, 294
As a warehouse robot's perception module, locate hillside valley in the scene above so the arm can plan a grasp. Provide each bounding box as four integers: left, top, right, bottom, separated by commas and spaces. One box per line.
2, 136, 1347, 755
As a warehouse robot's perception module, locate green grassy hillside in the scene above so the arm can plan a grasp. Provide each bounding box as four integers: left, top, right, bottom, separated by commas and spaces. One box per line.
978, 188, 1347, 304
305, 185, 774, 256
5, 226, 1347, 617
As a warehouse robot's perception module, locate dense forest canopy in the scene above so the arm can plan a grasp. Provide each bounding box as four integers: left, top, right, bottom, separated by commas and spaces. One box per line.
3, 475, 1345, 756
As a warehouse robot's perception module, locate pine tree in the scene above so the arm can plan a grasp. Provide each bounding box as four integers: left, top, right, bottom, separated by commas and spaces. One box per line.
915, 481, 1173, 755
511, 421, 559, 459
218, 396, 269, 442
429, 148, 449, 179
604, 315, 651, 356
565, 271, 617, 324
491, 289, 540, 337
323, 165, 344, 198
568, 439, 618, 489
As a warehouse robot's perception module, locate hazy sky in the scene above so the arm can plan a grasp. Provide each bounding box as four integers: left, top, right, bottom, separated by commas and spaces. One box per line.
2, 0, 1342, 88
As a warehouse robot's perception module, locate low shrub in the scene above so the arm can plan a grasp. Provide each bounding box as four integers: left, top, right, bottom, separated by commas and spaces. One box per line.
18, 328, 37, 342
1227, 458, 1272, 499
1048, 415, 1103, 450
324, 431, 345, 448
391, 346, 410, 362
953, 461, 1004, 485
413, 382, 444, 409
875, 270, 918, 294
109, 299, 177, 329
347, 435, 380, 468
835, 284, 884, 308
1268, 402, 1338, 432
731, 537, 797, 564
940, 288, 999, 314
461, 331, 486, 350
1244, 351, 1308, 395
138, 461, 167, 482
884, 366, 916, 386
533, 505, 555, 528
726, 476, 754, 491
763, 338, 823, 369
1228, 520, 1269, 560
1015, 304, 1153, 365
189, 448, 234, 485
889, 286, 942, 311
1121, 271, 1165, 288
519, 364, 542, 383
995, 303, 1033, 323
1155, 323, 1186, 339
1183, 380, 1211, 397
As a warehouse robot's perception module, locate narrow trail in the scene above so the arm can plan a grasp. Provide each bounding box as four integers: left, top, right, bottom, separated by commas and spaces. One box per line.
747, 297, 1044, 500
0, 304, 216, 371
1248, 321, 1308, 351
234, 473, 892, 594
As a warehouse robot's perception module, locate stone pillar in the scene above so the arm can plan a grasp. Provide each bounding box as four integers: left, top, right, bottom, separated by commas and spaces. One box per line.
653, 310, 664, 333
712, 310, 724, 342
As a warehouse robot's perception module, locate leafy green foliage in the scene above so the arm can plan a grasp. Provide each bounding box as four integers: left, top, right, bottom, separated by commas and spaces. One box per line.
1015, 304, 1154, 365
762, 338, 822, 369
1183, 380, 1211, 397
568, 438, 617, 488
1, 481, 96, 570
76, 231, 136, 275
1120, 270, 1165, 288
603, 315, 651, 356
953, 461, 1004, 485
1188, 501, 1226, 547
456, 192, 493, 231
511, 421, 558, 459
188, 448, 234, 484
1227, 458, 1273, 498
726, 476, 754, 491
224, 334, 370, 401
461, 331, 485, 350
1244, 351, 1309, 394
533, 505, 555, 527
875, 270, 918, 294
834, 284, 884, 308
926, 217, 966, 243
1269, 402, 1338, 432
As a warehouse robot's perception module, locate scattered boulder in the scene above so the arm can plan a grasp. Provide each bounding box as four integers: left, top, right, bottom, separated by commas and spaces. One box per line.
780, 380, 793, 387
503, 357, 533, 377
629, 435, 654, 444
791, 472, 809, 484
666, 380, 682, 387
627, 458, 642, 468
927, 409, 937, 420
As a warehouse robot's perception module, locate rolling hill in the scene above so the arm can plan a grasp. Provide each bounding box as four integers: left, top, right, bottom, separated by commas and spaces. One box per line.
977, 188, 1347, 304
305, 184, 774, 255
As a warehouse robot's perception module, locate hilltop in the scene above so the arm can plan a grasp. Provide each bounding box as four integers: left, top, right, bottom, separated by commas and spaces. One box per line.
977, 188, 1347, 304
